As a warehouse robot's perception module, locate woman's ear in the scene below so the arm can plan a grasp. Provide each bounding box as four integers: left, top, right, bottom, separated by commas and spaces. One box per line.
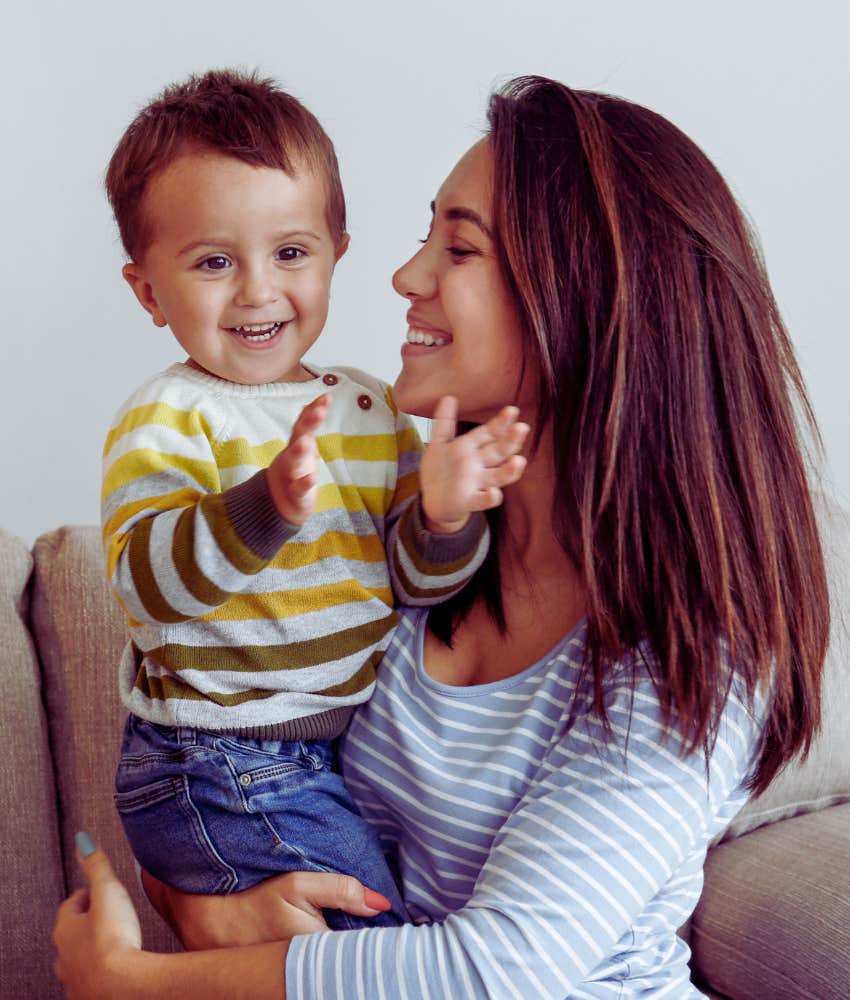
122, 263, 168, 328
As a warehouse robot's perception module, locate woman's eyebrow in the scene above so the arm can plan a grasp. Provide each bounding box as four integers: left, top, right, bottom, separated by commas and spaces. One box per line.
430, 200, 492, 239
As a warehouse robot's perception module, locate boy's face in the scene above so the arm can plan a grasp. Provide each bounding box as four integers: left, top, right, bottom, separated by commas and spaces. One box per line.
123, 150, 348, 385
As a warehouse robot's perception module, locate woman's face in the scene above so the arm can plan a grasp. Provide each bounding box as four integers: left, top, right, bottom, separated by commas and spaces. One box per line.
392, 139, 533, 424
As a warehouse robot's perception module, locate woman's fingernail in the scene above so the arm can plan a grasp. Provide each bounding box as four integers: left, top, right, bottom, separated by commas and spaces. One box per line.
75, 831, 96, 857
364, 889, 391, 911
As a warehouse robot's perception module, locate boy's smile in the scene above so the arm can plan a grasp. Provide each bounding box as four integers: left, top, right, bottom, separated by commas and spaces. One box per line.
122, 150, 348, 385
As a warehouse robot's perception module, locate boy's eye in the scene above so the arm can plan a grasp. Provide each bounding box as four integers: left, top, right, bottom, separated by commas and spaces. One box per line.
277, 246, 305, 262
199, 256, 230, 271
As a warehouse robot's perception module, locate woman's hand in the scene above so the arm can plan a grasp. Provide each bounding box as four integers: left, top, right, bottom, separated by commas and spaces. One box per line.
143, 868, 392, 951
53, 834, 144, 999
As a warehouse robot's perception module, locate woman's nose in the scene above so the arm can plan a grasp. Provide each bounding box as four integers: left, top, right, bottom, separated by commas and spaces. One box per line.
392, 243, 433, 300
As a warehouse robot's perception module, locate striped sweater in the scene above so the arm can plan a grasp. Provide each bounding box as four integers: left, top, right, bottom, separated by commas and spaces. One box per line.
286, 607, 763, 998
101, 363, 488, 737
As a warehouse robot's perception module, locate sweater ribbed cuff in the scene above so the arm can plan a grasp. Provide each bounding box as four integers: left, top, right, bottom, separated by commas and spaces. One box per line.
223, 470, 302, 559
405, 496, 488, 565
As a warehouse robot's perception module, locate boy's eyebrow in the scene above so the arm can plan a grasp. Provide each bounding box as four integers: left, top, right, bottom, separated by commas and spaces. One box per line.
430, 200, 493, 239
176, 231, 324, 258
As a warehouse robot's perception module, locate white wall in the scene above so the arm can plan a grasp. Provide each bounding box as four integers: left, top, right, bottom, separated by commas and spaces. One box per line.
2, 1, 848, 543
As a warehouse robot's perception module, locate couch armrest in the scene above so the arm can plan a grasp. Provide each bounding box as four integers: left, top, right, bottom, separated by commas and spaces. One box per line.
690, 803, 850, 999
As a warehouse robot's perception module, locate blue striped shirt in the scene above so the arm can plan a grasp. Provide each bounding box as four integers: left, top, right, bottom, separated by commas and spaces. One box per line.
287, 607, 762, 998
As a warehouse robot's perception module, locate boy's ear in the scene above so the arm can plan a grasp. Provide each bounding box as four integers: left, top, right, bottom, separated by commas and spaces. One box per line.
334, 233, 350, 263
122, 263, 168, 328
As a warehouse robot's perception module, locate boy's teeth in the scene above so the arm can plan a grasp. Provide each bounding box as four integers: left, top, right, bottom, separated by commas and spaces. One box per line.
233, 322, 282, 341
406, 328, 447, 347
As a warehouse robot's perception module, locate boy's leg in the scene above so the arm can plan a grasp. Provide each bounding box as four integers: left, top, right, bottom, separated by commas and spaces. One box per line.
114, 718, 406, 927
210, 735, 407, 929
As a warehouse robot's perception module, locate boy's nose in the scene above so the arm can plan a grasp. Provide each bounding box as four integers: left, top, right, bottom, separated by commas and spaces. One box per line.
234, 266, 279, 308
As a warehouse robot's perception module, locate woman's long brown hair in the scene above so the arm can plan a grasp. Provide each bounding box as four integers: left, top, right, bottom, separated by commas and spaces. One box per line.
431, 76, 829, 795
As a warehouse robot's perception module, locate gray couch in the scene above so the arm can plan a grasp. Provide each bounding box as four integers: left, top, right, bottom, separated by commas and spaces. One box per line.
2, 506, 849, 998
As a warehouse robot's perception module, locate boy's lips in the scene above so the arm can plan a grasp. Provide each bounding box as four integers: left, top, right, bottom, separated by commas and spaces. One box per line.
226, 321, 287, 345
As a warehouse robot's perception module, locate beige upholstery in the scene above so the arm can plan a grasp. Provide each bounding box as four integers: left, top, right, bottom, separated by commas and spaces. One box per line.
691, 803, 850, 998
29, 526, 179, 958
0, 530, 65, 999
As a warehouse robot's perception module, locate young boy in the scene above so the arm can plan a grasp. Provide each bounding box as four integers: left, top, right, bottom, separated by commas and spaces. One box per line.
102, 70, 527, 929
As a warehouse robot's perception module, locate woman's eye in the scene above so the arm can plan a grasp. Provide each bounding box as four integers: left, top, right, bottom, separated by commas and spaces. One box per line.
448, 246, 475, 259
199, 255, 230, 270
277, 246, 305, 262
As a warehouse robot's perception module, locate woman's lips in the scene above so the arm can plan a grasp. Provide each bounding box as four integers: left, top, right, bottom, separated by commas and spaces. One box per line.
402, 326, 453, 356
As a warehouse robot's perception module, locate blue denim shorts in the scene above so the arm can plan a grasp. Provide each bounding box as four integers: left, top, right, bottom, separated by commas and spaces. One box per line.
114, 715, 406, 929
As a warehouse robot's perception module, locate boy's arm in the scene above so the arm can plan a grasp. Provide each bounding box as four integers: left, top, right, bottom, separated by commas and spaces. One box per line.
386, 394, 528, 607
102, 396, 326, 626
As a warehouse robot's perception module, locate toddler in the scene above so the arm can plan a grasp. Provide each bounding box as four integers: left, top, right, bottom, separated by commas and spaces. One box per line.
102, 70, 527, 929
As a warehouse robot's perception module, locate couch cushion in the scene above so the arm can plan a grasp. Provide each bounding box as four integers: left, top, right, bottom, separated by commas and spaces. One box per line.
31, 525, 179, 955
723, 493, 850, 840
0, 527, 66, 999
691, 803, 850, 998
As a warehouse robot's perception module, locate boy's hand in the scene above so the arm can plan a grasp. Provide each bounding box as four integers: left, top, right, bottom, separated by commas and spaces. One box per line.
420, 396, 529, 533
266, 393, 331, 525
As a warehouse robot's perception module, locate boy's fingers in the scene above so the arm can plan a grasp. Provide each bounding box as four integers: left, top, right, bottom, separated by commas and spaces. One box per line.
291, 394, 331, 439
429, 396, 458, 445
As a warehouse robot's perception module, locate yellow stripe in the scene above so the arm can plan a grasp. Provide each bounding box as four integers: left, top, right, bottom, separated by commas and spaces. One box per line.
103, 449, 220, 498
104, 402, 213, 456
272, 531, 387, 568
314, 482, 394, 517
215, 437, 283, 469
204, 582, 393, 621
212, 431, 415, 470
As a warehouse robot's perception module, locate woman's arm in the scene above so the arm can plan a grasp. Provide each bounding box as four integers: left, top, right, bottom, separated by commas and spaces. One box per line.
53, 842, 288, 1000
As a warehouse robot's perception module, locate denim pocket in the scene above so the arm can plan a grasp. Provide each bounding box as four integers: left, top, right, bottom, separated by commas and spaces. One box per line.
114, 773, 237, 894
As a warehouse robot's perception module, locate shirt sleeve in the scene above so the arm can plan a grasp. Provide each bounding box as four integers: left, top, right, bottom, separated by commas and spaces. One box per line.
383, 388, 490, 606
101, 399, 298, 625
285, 670, 761, 998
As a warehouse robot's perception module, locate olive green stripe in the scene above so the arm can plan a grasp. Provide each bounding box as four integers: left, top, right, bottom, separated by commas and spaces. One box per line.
316, 651, 383, 698
391, 548, 461, 602
134, 651, 382, 706
145, 611, 398, 674
200, 493, 268, 576
128, 517, 186, 624
172, 505, 231, 607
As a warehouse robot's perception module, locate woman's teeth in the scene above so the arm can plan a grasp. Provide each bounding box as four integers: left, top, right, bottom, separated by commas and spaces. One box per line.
407, 328, 447, 347
232, 322, 282, 342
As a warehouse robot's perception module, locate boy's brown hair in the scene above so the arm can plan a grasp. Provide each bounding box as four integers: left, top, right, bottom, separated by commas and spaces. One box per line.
106, 69, 346, 261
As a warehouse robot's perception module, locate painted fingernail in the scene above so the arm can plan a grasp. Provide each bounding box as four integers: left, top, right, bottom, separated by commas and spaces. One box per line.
75, 831, 96, 857
364, 889, 391, 911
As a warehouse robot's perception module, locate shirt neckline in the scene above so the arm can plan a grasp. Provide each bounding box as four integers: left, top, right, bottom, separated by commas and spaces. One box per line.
412, 607, 587, 698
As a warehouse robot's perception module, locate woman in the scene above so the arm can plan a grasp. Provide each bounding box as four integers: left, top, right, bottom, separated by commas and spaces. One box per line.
53, 76, 828, 998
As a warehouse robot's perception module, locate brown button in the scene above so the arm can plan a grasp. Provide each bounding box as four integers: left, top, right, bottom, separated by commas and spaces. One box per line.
323, 373, 339, 386
357, 394, 372, 410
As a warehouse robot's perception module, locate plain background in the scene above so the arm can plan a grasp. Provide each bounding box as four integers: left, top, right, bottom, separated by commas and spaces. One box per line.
2, 1, 848, 544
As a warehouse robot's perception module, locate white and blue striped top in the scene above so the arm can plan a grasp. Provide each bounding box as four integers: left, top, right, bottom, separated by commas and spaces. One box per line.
287, 607, 762, 998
